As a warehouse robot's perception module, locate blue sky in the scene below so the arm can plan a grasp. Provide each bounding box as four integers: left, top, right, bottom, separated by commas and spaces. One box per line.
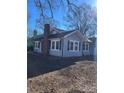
27, 0, 96, 33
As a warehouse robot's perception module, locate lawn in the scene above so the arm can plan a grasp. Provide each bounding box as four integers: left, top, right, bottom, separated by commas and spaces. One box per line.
28, 61, 96, 93
27, 52, 96, 93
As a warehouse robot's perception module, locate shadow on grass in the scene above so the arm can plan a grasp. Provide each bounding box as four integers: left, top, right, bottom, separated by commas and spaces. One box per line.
27, 52, 95, 78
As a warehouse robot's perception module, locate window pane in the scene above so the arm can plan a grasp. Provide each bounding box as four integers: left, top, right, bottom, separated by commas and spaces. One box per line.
59, 40, 61, 50
70, 42, 73, 50
38, 42, 40, 48
75, 42, 78, 50
52, 41, 55, 49
36, 42, 38, 48
56, 41, 60, 50
86, 44, 89, 50
83, 43, 85, 50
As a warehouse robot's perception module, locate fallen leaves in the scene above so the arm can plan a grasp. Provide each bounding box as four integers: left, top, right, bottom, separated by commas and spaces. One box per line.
28, 61, 96, 93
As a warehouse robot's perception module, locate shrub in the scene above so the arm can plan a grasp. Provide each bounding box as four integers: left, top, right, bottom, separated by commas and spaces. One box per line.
27, 45, 34, 51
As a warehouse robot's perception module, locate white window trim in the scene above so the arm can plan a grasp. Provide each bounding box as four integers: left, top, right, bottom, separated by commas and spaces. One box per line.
35, 41, 38, 49
50, 40, 60, 51
69, 40, 80, 52
83, 42, 89, 51
35, 41, 40, 49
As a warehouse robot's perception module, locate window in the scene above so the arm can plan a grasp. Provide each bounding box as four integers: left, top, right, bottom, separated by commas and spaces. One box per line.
35, 41, 40, 49
38, 42, 40, 48
56, 41, 60, 49
51, 40, 60, 51
83, 42, 89, 51
35, 41, 38, 48
83, 43, 85, 50
35, 42, 36, 48
68, 40, 79, 51
75, 42, 79, 50
69, 41, 73, 50
52, 41, 55, 49
86, 43, 89, 50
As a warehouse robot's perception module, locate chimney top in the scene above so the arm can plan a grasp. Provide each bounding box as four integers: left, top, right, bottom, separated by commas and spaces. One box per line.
44, 24, 50, 36
44, 24, 50, 28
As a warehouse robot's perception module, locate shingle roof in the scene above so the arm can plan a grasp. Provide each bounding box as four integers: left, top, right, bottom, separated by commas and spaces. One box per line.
49, 30, 74, 38
89, 37, 97, 43
34, 30, 75, 40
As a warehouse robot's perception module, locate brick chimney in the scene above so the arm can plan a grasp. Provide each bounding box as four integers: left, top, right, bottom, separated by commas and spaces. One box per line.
43, 24, 50, 56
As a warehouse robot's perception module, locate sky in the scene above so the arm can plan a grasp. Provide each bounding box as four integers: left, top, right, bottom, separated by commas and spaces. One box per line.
27, 0, 96, 34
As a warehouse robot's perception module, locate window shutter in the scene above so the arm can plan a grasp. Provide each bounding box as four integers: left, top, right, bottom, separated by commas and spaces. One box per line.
88, 43, 90, 50
42, 41, 44, 51
59, 40, 61, 50
83, 42, 85, 50
79, 42, 81, 51
68, 40, 69, 50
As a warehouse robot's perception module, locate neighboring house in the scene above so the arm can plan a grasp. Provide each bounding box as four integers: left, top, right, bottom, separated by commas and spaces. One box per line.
33, 24, 96, 57
89, 37, 97, 59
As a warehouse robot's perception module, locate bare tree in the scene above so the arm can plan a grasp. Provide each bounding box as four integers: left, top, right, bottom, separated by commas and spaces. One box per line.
34, 0, 60, 29
33, 0, 96, 37
65, 3, 97, 36
33, 0, 81, 28
27, 11, 32, 38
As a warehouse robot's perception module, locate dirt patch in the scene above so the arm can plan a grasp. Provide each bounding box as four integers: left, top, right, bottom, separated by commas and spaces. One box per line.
27, 61, 97, 93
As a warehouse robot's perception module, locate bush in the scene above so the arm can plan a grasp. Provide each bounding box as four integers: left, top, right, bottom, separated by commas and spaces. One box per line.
27, 45, 34, 51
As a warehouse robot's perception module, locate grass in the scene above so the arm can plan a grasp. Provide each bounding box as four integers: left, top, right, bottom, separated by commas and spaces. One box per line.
27, 61, 97, 93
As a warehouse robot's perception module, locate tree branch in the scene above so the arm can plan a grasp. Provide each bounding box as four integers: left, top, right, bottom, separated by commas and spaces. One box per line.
34, 0, 45, 18
47, 0, 53, 18
66, 0, 79, 9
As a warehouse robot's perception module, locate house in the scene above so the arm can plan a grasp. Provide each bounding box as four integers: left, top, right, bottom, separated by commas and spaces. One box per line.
89, 37, 97, 60
33, 24, 95, 57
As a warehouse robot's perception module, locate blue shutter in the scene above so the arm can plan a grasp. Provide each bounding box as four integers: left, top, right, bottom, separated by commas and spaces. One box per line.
59, 40, 61, 50
79, 42, 81, 51
68, 40, 69, 50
